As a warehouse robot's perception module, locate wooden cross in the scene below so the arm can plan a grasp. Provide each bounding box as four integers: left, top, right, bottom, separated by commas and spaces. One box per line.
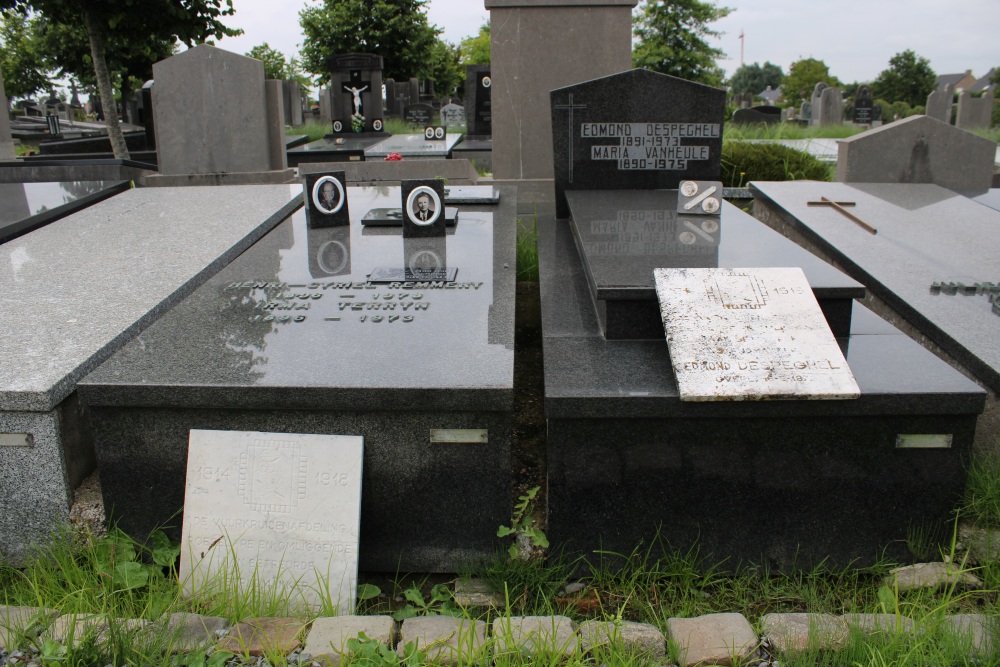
554, 93, 586, 183
807, 196, 877, 235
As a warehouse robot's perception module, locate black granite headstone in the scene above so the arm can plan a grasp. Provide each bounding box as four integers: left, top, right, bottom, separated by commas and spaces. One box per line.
401, 179, 447, 238
550, 69, 725, 219
305, 171, 350, 228
853, 85, 874, 124
327, 53, 387, 136
404, 103, 434, 126
465, 65, 492, 137
424, 126, 446, 141
731, 105, 781, 126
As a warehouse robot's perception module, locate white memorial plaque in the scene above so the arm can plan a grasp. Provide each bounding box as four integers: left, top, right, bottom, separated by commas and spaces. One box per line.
654, 267, 860, 401
180, 430, 363, 613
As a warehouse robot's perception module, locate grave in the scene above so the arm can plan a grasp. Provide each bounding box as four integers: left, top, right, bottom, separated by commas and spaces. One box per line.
538, 70, 984, 569
1, 69, 14, 160
326, 54, 389, 137
808, 83, 827, 126
816, 86, 844, 126
282, 80, 305, 127
835, 115, 995, 195
0, 180, 129, 244
146, 44, 293, 186
853, 85, 874, 125
403, 103, 435, 127
78, 184, 517, 573
440, 103, 466, 128
0, 185, 300, 566
286, 136, 381, 167
925, 84, 953, 124
956, 91, 992, 130
464, 66, 492, 139
364, 133, 462, 160
731, 105, 780, 125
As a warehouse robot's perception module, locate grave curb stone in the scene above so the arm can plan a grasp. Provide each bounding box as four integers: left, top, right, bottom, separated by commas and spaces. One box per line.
759, 613, 849, 654
842, 613, 915, 635
218, 617, 309, 657
45, 614, 106, 647
453, 578, 504, 609
491, 615, 578, 657
942, 614, 995, 656
397, 616, 487, 665
886, 562, 983, 591
577, 619, 666, 659
0, 606, 59, 650
155, 612, 230, 653
665, 613, 757, 667
303, 616, 394, 666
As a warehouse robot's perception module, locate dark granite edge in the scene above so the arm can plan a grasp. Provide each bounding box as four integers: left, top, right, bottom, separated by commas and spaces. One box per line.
750, 184, 1000, 395
14, 157, 158, 170
3, 195, 304, 414
0, 180, 130, 245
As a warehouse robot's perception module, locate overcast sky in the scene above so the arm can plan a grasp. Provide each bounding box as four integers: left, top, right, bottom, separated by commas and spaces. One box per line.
215, 0, 998, 87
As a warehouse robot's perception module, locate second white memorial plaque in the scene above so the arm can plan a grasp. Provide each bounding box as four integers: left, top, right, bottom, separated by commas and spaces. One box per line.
654, 267, 860, 401
180, 430, 363, 613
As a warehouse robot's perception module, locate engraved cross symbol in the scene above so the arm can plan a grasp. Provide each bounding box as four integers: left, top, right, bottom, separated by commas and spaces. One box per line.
554, 93, 586, 183
807, 196, 878, 235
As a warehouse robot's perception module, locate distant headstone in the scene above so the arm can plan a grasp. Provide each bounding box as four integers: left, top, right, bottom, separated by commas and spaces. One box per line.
404, 103, 434, 126
408, 78, 420, 108
550, 68, 725, 219
328, 53, 386, 135
318, 87, 331, 123
816, 87, 843, 126
464, 65, 492, 137
180, 430, 363, 614
383, 79, 398, 116
0, 69, 15, 160
282, 80, 304, 127
141, 80, 155, 149
853, 85, 874, 124
956, 91, 992, 130
925, 84, 953, 123
836, 115, 995, 194
152, 44, 286, 177
731, 105, 780, 125
440, 103, 465, 127
809, 82, 828, 125
799, 101, 812, 121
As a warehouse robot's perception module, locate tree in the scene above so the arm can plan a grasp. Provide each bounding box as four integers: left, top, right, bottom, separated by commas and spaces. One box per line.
299, 0, 438, 85
781, 57, 841, 108
0, 9, 49, 101
728, 61, 782, 95
871, 50, 935, 108
1, 0, 240, 159
632, 0, 732, 87
426, 38, 461, 100
459, 22, 489, 65
245, 42, 310, 90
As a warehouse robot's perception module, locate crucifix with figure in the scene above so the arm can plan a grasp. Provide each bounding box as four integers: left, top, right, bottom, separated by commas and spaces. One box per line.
341, 70, 371, 117
554, 93, 587, 184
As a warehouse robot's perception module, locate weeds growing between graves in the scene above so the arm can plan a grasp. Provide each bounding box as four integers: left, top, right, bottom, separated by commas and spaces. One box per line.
515, 217, 539, 282
723, 123, 865, 142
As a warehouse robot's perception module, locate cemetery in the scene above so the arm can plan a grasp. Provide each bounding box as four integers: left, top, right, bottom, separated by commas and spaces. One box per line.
1, 0, 1000, 665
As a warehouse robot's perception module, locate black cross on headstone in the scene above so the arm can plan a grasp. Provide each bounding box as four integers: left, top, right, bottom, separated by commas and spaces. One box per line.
341, 69, 371, 117
554, 93, 586, 184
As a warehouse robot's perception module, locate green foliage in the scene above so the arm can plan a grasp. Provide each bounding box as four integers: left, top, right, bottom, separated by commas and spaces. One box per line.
632, 0, 731, 87
963, 448, 1000, 528
0, 8, 49, 100
721, 141, 831, 187
425, 37, 462, 99
516, 217, 538, 282
781, 57, 841, 109
299, 0, 438, 85
727, 60, 782, 95
458, 22, 489, 65
871, 49, 936, 108
245, 42, 309, 90
497, 486, 549, 560
345, 632, 426, 667
391, 583, 461, 621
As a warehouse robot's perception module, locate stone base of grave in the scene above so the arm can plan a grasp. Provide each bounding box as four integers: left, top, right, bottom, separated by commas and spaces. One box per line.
0, 160, 155, 183
141, 168, 296, 187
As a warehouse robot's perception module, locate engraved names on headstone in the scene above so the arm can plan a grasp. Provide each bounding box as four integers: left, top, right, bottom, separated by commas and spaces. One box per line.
654, 267, 860, 401
465, 66, 492, 137
180, 430, 363, 614
440, 103, 465, 127
853, 85, 874, 124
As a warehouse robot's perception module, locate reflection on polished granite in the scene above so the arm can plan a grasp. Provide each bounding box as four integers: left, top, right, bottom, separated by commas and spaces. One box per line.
0, 180, 129, 244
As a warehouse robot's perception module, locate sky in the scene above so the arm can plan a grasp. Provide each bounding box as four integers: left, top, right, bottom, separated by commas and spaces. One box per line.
213, 0, 998, 89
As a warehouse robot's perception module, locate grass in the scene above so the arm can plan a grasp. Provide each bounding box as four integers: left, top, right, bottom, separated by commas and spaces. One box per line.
724, 122, 865, 141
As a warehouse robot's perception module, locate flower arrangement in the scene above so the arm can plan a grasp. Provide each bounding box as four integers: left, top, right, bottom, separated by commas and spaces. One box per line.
351, 113, 365, 133
384, 152, 403, 162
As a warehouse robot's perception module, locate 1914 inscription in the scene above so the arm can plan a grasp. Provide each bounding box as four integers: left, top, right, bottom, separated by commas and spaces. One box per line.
584, 122, 720, 171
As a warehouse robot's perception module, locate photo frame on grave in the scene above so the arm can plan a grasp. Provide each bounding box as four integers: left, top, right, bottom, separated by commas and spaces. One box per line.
424, 126, 446, 141
401, 179, 446, 238
677, 180, 723, 215
305, 171, 350, 228
308, 225, 352, 278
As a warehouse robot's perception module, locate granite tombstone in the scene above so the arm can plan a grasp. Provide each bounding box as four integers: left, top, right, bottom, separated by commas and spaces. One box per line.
731, 105, 781, 125
464, 66, 492, 138
404, 103, 435, 127
853, 85, 874, 124
440, 103, 465, 127
925, 84, 953, 124
328, 54, 387, 136
956, 91, 992, 130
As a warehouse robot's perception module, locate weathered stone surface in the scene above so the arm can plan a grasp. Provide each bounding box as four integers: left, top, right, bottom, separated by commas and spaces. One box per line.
453, 578, 503, 609
760, 613, 848, 654
157, 612, 230, 653
578, 620, 666, 658
398, 616, 487, 665
666, 613, 757, 667
959, 524, 1000, 564
843, 613, 915, 635
218, 617, 308, 656
942, 614, 995, 656
492, 615, 578, 657
304, 616, 394, 666
46, 614, 106, 646
0, 606, 58, 650
886, 562, 983, 590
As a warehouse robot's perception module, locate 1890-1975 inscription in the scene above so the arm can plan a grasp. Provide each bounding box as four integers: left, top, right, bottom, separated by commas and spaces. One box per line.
584, 122, 720, 171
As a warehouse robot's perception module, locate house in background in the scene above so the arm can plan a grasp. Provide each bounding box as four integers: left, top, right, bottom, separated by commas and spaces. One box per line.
936, 70, 977, 93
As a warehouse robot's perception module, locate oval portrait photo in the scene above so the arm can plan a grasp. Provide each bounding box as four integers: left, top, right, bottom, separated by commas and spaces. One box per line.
312, 176, 345, 215
406, 185, 441, 226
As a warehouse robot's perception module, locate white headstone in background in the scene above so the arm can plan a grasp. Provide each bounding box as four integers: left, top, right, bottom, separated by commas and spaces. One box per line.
654, 267, 860, 402
180, 430, 363, 614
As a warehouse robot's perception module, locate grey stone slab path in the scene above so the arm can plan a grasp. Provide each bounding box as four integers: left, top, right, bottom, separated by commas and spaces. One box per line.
666, 613, 758, 667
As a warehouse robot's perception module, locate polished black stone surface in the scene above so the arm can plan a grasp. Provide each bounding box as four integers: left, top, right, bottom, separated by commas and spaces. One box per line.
0, 180, 129, 244
567, 190, 865, 339
752, 181, 1000, 393
79, 186, 516, 571
540, 211, 985, 568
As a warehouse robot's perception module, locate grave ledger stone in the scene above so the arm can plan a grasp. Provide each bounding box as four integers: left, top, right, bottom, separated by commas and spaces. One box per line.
0, 185, 300, 567
486, 0, 636, 180
78, 185, 518, 572
464, 65, 492, 138
327, 54, 388, 135
550, 68, 725, 219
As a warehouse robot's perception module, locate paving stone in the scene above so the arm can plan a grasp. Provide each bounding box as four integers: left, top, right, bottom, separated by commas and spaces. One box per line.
218, 617, 309, 657
155, 612, 230, 653
942, 614, 995, 656
666, 613, 757, 667
398, 616, 487, 665
843, 613, 915, 635
759, 613, 849, 654
303, 616, 394, 666
958, 524, 1000, 564
0, 606, 58, 650
492, 615, 578, 657
45, 614, 106, 647
578, 619, 666, 659
886, 562, 983, 591
453, 578, 503, 609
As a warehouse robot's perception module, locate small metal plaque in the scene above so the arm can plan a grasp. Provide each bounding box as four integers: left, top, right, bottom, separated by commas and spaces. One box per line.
429, 429, 488, 444
0, 433, 34, 447
895, 434, 953, 449
361, 207, 459, 227
677, 180, 723, 215
368, 267, 458, 283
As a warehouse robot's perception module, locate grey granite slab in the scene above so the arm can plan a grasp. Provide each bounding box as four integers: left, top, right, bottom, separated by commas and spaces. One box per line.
444, 185, 499, 204
972, 189, 1000, 213
0, 180, 129, 244
365, 133, 462, 158
79, 186, 516, 411
0, 185, 301, 411
751, 180, 1000, 393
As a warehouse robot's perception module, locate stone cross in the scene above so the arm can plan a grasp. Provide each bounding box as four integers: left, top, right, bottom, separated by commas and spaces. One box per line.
554, 93, 586, 183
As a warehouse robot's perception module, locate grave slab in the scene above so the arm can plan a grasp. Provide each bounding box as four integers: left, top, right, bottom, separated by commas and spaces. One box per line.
180, 430, 363, 614
218, 617, 308, 657
0, 180, 128, 245
578, 620, 666, 658
666, 613, 757, 667
303, 616, 394, 666
0, 185, 299, 567
286, 137, 382, 167
78, 186, 516, 572
491, 616, 578, 657
751, 181, 1000, 394
156, 612, 230, 653
397, 617, 487, 665
760, 613, 849, 654
365, 133, 462, 159
0, 606, 58, 650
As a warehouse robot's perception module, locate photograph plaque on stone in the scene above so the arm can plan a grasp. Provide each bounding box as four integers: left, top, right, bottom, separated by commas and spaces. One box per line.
179, 430, 364, 614
400, 179, 447, 238
654, 267, 860, 401
304, 171, 349, 228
